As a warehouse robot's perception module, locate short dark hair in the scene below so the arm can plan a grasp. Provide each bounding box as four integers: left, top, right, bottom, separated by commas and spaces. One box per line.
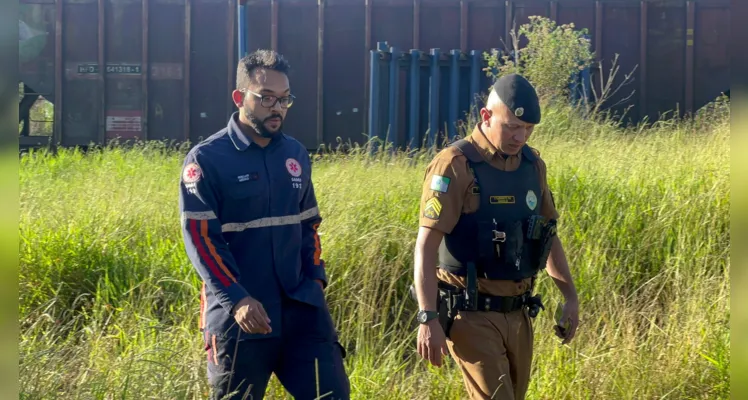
236, 49, 291, 89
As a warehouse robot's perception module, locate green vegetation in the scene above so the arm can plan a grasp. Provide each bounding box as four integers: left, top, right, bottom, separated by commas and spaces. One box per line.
19, 96, 730, 399
19, 16, 729, 400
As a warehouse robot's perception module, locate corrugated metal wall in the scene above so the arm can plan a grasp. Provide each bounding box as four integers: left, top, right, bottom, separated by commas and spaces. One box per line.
20, 0, 237, 147
242, 0, 731, 149
19, 0, 731, 150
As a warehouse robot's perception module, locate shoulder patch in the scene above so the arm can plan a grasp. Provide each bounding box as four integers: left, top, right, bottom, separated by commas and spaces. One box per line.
285, 158, 302, 177
423, 197, 442, 220
182, 162, 202, 183
430, 175, 451, 193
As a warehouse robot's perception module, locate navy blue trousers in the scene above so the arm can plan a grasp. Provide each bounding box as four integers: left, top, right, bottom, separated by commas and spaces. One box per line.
204, 297, 350, 400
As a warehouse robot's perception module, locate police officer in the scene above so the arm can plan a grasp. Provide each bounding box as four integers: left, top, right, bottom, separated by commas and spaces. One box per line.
412, 74, 579, 400
179, 49, 350, 400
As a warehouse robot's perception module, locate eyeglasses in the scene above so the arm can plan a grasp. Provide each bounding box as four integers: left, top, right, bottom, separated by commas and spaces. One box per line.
244, 90, 295, 109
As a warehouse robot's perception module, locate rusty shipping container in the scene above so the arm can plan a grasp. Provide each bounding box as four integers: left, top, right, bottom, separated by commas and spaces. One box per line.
20, 0, 237, 148
19, 0, 731, 150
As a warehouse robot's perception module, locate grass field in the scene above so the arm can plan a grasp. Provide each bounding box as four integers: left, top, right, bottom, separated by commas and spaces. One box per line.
19, 99, 730, 400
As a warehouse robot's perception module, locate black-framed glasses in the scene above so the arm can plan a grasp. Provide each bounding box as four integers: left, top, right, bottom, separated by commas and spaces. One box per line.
244, 90, 295, 109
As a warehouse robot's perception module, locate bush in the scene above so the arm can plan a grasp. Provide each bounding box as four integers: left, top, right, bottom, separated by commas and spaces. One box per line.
481, 15, 649, 125
483, 16, 594, 102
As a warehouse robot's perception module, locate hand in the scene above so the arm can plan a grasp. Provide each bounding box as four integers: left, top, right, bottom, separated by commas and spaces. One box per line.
232, 296, 272, 334
417, 320, 449, 367
554, 298, 579, 345
315, 279, 324, 290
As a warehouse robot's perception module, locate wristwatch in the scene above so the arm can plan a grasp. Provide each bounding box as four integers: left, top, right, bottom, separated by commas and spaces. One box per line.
416, 310, 439, 324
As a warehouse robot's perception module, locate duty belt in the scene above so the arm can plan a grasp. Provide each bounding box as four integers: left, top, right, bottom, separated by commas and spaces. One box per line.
437, 281, 530, 313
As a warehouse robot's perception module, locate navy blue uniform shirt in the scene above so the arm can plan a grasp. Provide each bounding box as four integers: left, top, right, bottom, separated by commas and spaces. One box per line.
179, 113, 327, 341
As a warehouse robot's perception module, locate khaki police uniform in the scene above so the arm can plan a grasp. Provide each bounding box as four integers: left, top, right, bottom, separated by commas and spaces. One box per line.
418, 121, 559, 400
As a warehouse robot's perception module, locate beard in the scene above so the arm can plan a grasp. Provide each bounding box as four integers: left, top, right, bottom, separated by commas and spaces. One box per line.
244, 107, 284, 138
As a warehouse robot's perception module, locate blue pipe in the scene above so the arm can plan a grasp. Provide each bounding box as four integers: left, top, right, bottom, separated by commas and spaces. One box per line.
367, 49, 380, 146
448, 50, 460, 142
238, 2, 247, 60
408, 49, 421, 150
388, 46, 400, 149
427, 48, 440, 148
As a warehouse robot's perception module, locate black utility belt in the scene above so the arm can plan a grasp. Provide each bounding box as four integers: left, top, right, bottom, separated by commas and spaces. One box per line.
437, 281, 529, 313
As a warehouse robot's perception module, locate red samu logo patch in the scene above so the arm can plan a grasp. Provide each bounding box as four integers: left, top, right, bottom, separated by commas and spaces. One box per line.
182, 162, 202, 183
285, 158, 302, 177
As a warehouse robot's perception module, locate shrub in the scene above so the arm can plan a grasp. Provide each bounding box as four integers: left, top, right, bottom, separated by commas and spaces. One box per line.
483, 16, 594, 102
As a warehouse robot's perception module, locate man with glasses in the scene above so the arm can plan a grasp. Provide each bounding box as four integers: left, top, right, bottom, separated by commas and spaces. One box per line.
179, 49, 350, 400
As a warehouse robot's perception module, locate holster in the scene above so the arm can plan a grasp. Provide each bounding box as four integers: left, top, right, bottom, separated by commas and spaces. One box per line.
437, 261, 477, 338
408, 283, 462, 339
410, 281, 464, 337
437, 287, 458, 338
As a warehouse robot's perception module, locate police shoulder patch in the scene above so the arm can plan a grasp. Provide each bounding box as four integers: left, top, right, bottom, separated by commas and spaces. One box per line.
423, 197, 442, 220
430, 175, 451, 193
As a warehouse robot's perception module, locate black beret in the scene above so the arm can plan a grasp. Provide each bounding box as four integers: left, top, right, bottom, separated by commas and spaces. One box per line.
493, 73, 541, 124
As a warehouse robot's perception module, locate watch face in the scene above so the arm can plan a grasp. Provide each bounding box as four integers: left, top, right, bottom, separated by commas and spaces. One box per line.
417, 311, 434, 323
417, 311, 427, 323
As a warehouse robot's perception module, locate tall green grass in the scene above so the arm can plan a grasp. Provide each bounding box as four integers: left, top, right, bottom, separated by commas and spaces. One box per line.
19, 100, 730, 399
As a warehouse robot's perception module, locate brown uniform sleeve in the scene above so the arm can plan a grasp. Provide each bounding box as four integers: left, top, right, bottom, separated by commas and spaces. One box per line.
418, 151, 471, 234
535, 157, 560, 220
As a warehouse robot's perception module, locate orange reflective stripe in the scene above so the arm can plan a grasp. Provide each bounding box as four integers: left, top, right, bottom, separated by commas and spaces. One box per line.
312, 222, 322, 266
189, 219, 230, 287
200, 220, 237, 283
